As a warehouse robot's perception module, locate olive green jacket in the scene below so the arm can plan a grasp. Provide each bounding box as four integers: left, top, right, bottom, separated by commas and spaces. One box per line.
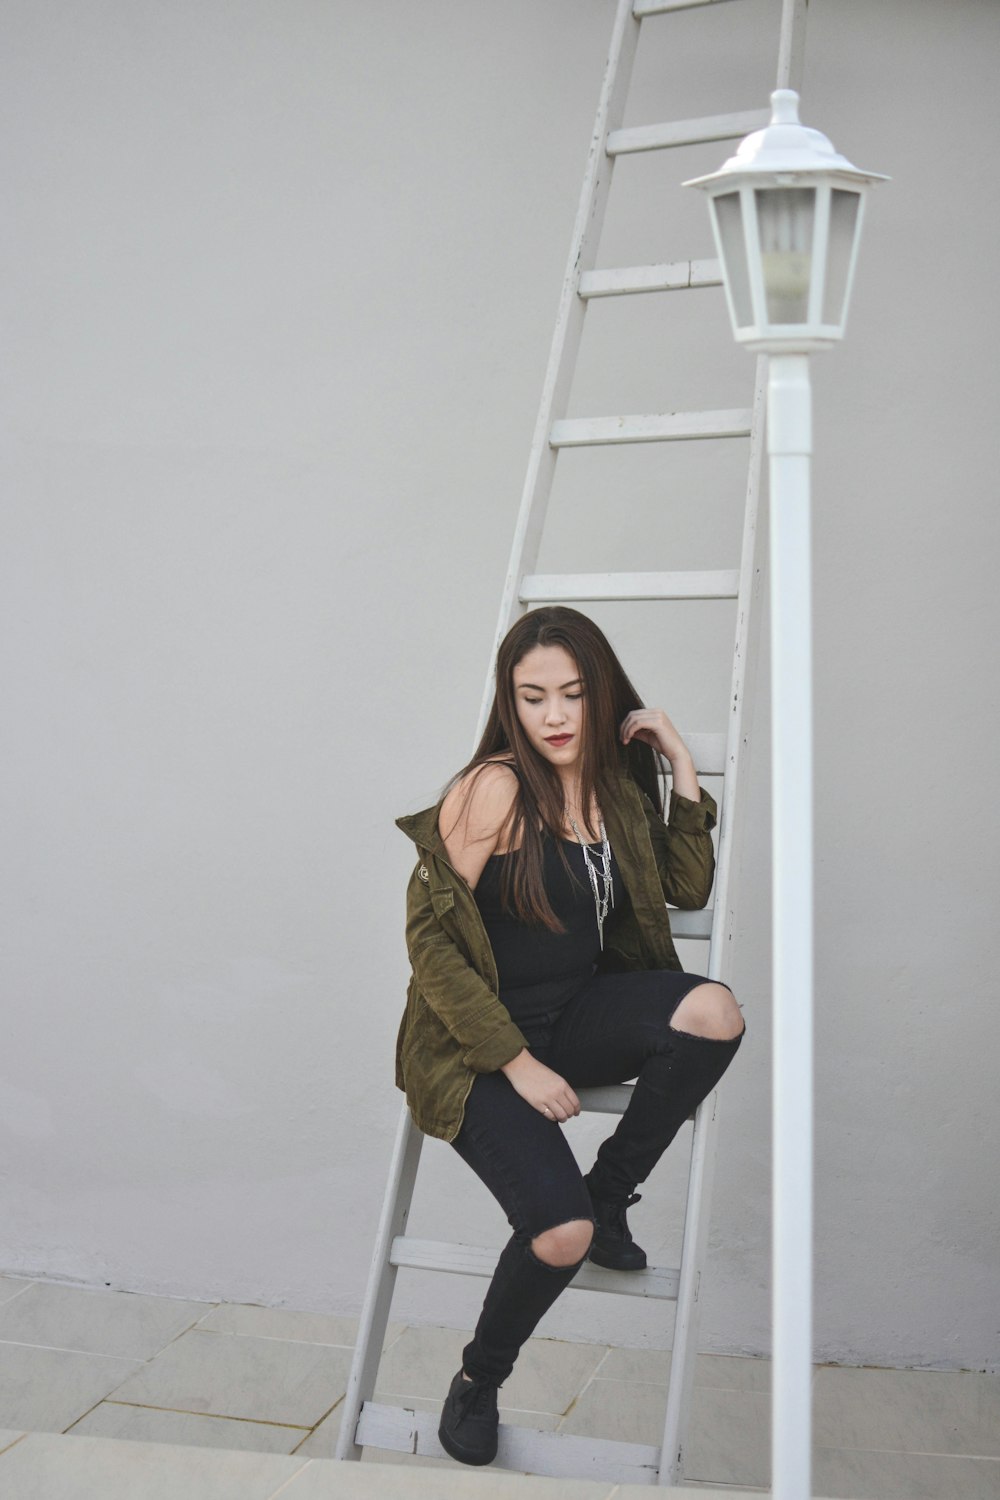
394, 772, 718, 1142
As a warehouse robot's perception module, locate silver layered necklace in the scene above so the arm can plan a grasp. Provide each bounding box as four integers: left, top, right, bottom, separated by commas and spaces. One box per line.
568, 816, 615, 950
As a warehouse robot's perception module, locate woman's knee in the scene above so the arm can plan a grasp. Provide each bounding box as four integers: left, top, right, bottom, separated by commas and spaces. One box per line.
531, 1218, 594, 1266
670, 982, 745, 1041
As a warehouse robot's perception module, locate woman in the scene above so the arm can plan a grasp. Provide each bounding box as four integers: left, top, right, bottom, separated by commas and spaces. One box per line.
394, 606, 745, 1467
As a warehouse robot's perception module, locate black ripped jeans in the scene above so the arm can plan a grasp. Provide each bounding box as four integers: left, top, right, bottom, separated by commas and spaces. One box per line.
449, 967, 744, 1385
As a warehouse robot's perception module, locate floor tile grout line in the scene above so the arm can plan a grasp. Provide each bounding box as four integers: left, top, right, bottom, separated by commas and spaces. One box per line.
0, 1339, 144, 1361
565, 1343, 615, 1419
0, 1285, 36, 1308
90, 1400, 315, 1430
565, 1371, 769, 1396
380, 1323, 407, 1354
163, 1327, 361, 1350
63, 1387, 144, 1439
260, 1457, 315, 1500
0, 1330, 374, 1359
814, 1442, 1000, 1462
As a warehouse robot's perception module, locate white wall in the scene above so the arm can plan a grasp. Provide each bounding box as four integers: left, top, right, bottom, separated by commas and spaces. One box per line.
2, 0, 997, 1372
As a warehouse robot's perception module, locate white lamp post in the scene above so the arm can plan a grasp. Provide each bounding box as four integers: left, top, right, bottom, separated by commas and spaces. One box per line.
685, 92, 886, 1500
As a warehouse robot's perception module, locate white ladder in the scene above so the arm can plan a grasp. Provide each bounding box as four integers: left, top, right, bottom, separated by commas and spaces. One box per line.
336, 0, 806, 1485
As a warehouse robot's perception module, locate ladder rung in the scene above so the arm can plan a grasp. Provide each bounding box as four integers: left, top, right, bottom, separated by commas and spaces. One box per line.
577, 1085, 697, 1131
358, 1401, 661, 1483
520, 570, 739, 603
579, 257, 721, 297
549, 410, 751, 447
607, 108, 768, 155
665, 730, 727, 774
668, 908, 714, 939
635, 0, 742, 14
575, 1082, 635, 1113
389, 1236, 681, 1300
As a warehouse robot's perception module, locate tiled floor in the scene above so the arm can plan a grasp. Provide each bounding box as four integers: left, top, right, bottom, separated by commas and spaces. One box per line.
0, 1273, 997, 1498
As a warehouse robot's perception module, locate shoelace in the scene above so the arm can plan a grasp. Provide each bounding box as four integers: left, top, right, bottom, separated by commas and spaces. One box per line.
458, 1377, 498, 1422
603, 1191, 642, 1237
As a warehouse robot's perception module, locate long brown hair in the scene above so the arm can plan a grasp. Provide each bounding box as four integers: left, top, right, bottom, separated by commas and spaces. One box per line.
439, 607, 663, 931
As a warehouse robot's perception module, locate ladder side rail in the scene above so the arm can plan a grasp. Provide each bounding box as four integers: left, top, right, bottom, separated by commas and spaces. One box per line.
346, 10, 649, 1435
334, 1103, 424, 1460
660, 1094, 723, 1486
338, 2, 645, 1435
709, 360, 769, 990
477, 0, 642, 738
777, 0, 808, 92
660, 5, 811, 1477
657, 355, 770, 1485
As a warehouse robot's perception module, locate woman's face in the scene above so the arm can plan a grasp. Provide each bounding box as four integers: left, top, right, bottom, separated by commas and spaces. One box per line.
511, 644, 585, 773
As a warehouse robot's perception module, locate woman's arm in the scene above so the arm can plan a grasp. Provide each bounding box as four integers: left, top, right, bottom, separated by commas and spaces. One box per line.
620, 707, 698, 794
403, 762, 528, 1072
645, 782, 718, 910
404, 867, 529, 1072
620, 709, 717, 910
438, 761, 518, 889
500, 1048, 581, 1122
411, 761, 581, 1119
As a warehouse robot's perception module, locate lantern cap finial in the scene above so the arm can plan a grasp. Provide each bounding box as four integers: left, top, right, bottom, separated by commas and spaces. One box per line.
684, 89, 889, 189
770, 89, 799, 125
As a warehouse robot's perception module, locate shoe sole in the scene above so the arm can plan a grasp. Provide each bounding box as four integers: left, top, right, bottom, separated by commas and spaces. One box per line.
438, 1420, 498, 1466
587, 1246, 647, 1271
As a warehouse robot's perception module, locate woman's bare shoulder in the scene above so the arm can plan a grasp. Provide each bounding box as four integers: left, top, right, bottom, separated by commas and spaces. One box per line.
438, 757, 520, 884
439, 758, 518, 838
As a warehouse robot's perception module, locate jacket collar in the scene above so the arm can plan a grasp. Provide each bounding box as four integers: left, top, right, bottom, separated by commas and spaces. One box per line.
394, 803, 447, 853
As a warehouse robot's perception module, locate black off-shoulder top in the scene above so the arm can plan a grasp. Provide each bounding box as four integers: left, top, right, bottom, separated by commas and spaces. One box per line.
474, 831, 620, 1028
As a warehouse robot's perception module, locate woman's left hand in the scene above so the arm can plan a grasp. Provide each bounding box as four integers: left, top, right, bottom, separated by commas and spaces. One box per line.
621, 709, 701, 804
619, 708, 690, 764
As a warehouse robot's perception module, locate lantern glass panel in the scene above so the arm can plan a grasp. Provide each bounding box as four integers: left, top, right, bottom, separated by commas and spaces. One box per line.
713, 191, 754, 328
755, 186, 815, 325
822, 188, 861, 328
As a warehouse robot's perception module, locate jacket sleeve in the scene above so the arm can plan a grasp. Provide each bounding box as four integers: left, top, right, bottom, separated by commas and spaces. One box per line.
642, 785, 718, 910
404, 869, 529, 1072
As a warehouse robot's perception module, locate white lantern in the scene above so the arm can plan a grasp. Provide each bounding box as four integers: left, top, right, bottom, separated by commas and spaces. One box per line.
684, 90, 888, 352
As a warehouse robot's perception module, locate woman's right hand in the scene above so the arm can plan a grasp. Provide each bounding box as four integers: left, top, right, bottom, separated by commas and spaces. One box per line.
500, 1050, 581, 1123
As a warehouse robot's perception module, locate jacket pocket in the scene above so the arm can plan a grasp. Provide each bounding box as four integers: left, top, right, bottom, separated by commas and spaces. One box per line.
400, 999, 456, 1099
431, 888, 455, 917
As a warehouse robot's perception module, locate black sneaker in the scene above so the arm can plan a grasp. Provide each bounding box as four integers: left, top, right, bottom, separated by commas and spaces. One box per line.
584, 1175, 648, 1271
438, 1367, 500, 1466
